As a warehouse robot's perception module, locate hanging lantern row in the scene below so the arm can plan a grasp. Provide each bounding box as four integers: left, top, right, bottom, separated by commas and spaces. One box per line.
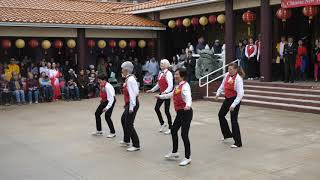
167, 14, 225, 31
85, 39, 151, 54
1, 39, 77, 55
275, 6, 319, 25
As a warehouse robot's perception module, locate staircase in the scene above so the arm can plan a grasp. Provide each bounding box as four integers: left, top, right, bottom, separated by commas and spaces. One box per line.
204, 81, 320, 114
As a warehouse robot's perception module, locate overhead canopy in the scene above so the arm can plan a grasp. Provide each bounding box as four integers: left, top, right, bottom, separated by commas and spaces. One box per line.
281, 0, 320, 8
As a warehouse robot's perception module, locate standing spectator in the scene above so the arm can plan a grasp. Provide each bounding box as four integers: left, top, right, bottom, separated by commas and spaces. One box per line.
275, 36, 287, 81
0, 75, 11, 106
296, 40, 308, 81
49, 62, 61, 100
245, 38, 257, 80
39, 72, 54, 102
78, 69, 89, 99
59, 72, 67, 100
213, 40, 222, 54
88, 72, 98, 98
30, 62, 39, 75
10, 74, 26, 105
185, 50, 196, 81
97, 58, 107, 76
179, 49, 187, 62
313, 39, 320, 82
20, 61, 28, 78
61, 60, 71, 76
196, 37, 205, 54
8, 58, 20, 75
39, 61, 48, 76
147, 57, 159, 80
171, 56, 180, 72
133, 58, 143, 87
284, 36, 298, 83
27, 73, 39, 104
236, 41, 246, 75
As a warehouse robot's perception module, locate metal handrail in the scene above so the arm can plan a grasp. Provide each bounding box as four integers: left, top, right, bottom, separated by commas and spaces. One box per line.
198, 59, 239, 97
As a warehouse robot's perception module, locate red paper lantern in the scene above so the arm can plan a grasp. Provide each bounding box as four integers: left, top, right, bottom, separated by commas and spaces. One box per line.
276, 8, 292, 22
208, 15, 217, 25
303, 6, 319, 24
2, 39, 11, 49
28, 39, 39, 49
176, 19, 183, 29
129, 40, 137, 50
87, 40, 95, 48
109, 40, 116, 48
242, 10, 256, 25
147, 41, 155, 48
54, 40, 63, 49
191, 17, 199, 29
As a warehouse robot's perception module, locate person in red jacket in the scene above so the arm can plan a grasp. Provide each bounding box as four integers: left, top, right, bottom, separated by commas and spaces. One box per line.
215, 63, 245, 148
92, 75, 116, 138
296, 40, 308, 80
120, 61, 140, 152
147, 59, 173, 134
156, 68, 192, 166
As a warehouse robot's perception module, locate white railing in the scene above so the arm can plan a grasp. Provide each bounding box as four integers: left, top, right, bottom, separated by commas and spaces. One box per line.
198, 59, 240, 97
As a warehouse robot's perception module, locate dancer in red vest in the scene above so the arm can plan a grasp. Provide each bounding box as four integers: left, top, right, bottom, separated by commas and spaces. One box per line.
120, 61, 140, 152
92, 75, 116, 138
147, 59, 173, 134
215, 63, 244, 148
156, 68, 192, 166
245, 38, 257, 80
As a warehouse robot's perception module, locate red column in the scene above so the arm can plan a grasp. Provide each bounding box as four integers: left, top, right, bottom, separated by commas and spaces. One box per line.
225, 0, 235, 64
260, 0, 272, 82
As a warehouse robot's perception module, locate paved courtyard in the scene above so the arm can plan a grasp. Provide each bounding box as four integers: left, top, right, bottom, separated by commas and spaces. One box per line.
0, 93, 320, 180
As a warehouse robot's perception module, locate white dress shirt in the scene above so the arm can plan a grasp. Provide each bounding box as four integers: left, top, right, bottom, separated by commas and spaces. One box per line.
216, 72, 244, 108
126, 75, 139, 111
279, 42, 285, 57
159, 81, 192, 107
150, 69, 173, 97
104, 82, 116, 111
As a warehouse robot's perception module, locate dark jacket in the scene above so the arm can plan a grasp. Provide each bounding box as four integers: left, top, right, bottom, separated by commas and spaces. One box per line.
236, 46, 246, 61
10, 79, 23, 91
27, 79, 39, 91
284, 43, 298, 62
78, 75, 89, 87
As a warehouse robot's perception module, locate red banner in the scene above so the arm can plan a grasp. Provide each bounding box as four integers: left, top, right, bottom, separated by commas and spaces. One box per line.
282, 0, 320, 8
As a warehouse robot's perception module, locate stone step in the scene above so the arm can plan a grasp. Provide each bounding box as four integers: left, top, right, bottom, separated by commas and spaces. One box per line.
244, 85, 320, 95
244, 89, 320, 101
204, 96, 320, 114
244, 80, 320, 89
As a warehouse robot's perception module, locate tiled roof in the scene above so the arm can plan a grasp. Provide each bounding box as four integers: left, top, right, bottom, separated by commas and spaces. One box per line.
0, 0, 165, 29
112, 0, 192, 13
0, 7, 164, 28
0, 0, 132, 13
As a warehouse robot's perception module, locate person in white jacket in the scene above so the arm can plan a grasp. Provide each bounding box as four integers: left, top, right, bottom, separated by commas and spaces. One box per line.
215, 63, 245, 148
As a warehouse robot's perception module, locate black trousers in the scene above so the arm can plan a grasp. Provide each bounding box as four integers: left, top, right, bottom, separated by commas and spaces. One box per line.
171, 109, 193, 159
284, 57, 295, 82
95, 99, 116, 133
154, 98, 172, 129
247, 57, 256, 78
218, 97, 242, 147
121, 100, 140, 148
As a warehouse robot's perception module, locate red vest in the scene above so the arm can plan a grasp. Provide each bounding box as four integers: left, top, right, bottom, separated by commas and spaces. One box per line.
158, 71, 168, 93
123, 83, 130, 104
247, 45, 255, 57
100, 82, 108, 102
173, 81, 187, 111
224, 74, 237, 98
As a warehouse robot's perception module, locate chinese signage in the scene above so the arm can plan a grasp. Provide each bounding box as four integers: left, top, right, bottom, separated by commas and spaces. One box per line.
282, 0, 320, 8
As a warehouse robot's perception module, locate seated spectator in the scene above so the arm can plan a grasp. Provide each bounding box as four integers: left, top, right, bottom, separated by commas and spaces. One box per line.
66, 78, 80, 101
39, 61, 49, 76
39, 72, 54, 102
0, 75, 11, 106
143, 71, 154, 85
30, 62, 39, 75
10, 74, 26, 105
88, 72, 98, 98
59, 72, 68, 100
27, 73, 39, 104
78, 69, 89, 99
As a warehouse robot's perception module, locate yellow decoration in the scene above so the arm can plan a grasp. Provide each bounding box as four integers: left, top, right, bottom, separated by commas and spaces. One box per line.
183, 18, 191, 27
168, 20, 176, 29
217, 14, 225, 24
138, 40, 146, 49
118, 40, 127, 49
97, 40, 107, 49
15, 39, 25, 49
41, 40, 51, 50
67, 39, 76, 48
199, 16, 208, 26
